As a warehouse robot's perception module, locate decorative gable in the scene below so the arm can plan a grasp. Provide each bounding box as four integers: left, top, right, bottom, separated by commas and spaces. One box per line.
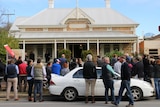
60, 8, 95, 25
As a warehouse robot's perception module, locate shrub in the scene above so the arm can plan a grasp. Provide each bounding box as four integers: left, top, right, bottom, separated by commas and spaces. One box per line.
58, 49, 71, 61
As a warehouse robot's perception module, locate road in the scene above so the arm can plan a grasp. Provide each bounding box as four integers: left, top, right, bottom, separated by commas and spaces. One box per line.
0, 95, 159, 107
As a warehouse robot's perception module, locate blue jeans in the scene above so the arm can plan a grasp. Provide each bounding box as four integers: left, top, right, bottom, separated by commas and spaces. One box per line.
103, 80, 115, 102
116, 80, 134, 105
154, 78, 160, 99
34, 80, 43, 101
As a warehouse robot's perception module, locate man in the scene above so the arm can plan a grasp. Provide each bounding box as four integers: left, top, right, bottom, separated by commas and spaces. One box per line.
51, 58, 61, 75
31, 58, 46, 102
114, 56, 134, 107
45, 51, 51, 63
102, 57, 116, 104
132, 56, 144, 80
59, 53, 67, 68
97, 55, 104, 67
29, 51, 35, 62
114, 57, 122, 74
5, 59, 19, 101
83, 54, 97, 103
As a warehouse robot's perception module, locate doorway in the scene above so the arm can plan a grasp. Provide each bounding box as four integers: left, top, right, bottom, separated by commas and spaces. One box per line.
69, 44, 86, 58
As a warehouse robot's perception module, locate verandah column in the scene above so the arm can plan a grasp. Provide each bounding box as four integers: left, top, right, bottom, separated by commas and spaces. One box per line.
54, 39, 57, 58
97, 39, 99, 56
64, 39, 66, 50
87, 39, 89, 50
23, 40, 25, 61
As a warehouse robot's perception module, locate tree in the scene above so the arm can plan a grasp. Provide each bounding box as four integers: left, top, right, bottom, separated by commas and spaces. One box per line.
81, 50, 93, 61
0, 30, 19, 63
105, 49, 123, 59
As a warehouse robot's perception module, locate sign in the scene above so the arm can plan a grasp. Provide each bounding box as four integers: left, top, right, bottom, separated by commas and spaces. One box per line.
4, 44, 15, 57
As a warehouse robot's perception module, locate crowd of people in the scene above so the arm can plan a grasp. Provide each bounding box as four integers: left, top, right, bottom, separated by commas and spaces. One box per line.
83, 53, 160, 107
0, 52, 160, 106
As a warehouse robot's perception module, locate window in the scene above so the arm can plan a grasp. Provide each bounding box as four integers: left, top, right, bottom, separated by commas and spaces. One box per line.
73, 69, 83, 78
113, 44, 119, 51
104, 44, 110, 54
149, 49, 158, 55
73, 68, 102, 79
96, 69, 102, 79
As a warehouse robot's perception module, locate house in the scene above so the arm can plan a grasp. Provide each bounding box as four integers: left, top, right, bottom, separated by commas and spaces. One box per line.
139, 34, 160, 59
9, 0, 139, 61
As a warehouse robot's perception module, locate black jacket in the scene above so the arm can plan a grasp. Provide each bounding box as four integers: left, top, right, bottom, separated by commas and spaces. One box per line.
83, 61, 97, 79
6, 64, 17, 78
121, 62, 131, 81
154, 64, 160, 78
132, 61, 144, 78
102, 64, 114, 81
0, 62, 5, 76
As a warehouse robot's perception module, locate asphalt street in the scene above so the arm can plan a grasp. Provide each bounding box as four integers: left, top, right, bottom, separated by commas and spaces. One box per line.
0, 98, 159, 107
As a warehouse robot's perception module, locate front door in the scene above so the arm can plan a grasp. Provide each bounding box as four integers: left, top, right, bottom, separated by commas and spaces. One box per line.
70, 44, 86, 58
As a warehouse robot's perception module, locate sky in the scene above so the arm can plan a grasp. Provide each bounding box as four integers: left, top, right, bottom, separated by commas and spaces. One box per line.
0, 0, 160, 36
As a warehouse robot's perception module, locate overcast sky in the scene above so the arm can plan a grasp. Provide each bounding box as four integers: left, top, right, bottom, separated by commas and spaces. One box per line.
0, 0, 160, 36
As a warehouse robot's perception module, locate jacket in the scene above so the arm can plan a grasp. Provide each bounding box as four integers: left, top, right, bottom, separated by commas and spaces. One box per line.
83, 61, 97, 79
121, 62, 131, 81
154, 64, 160, 78
102, 64, 114, 81
19, 62, 27, 76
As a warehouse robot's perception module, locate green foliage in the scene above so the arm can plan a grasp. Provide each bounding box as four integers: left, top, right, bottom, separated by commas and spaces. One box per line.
81, 50, 93, 61
0, 30, 19, 63
105, 49, 123, 58
58, 49, 71, 61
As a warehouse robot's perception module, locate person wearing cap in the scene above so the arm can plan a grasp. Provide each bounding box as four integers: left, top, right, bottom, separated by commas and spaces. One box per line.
51, 58, 61, 75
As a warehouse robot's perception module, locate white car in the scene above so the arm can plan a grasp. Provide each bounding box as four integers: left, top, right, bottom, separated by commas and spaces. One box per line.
49, 67, 154, 101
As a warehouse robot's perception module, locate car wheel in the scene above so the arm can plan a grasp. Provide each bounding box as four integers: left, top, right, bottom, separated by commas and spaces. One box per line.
131, 87, 143, 101
63, 88, 78, 101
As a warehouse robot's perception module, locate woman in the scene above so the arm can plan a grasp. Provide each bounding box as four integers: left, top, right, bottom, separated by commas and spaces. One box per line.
46, 61, 52, 86
26, 59, 34, 101
5, 59, 19, 101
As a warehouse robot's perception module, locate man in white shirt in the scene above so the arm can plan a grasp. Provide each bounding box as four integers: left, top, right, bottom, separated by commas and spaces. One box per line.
114, 57, 122, 74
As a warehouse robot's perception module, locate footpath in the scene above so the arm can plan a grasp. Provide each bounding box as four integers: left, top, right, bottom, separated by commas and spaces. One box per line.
0, 81, 50, 101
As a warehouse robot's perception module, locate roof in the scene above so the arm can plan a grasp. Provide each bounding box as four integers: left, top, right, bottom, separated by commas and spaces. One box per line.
13, 31, 137, 39
145, 34, 160, 40
10, 17, 28, 31
11, 7, 139, 28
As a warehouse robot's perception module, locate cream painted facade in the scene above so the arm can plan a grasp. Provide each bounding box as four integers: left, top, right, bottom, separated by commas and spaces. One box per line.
10, 0, 139, 61
140, 35, 160, 59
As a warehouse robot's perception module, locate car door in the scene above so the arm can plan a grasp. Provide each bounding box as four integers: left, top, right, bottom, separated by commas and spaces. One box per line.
95, 69, 105, 96
72, 69, 86, 96
95, 68, 122, 96
113, 76, 122, 96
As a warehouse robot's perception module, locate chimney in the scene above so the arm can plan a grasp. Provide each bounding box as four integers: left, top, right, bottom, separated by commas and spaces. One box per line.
105, 0, 110, 8
49, 0, 54, 8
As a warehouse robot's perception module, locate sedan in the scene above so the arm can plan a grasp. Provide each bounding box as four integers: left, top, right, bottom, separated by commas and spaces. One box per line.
49, 67, 154, 101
